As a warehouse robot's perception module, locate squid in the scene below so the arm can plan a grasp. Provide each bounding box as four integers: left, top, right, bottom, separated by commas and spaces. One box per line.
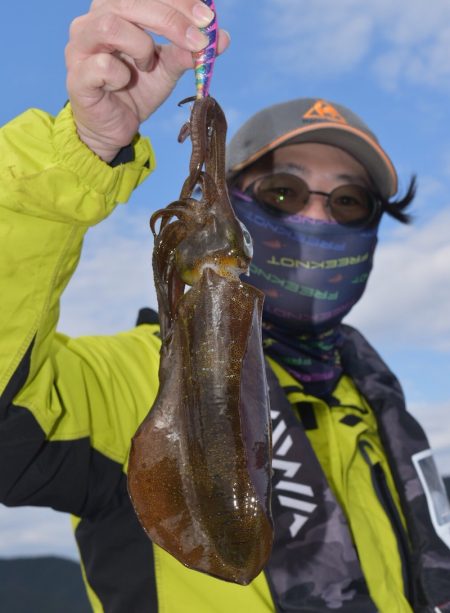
128, 1, 273, 586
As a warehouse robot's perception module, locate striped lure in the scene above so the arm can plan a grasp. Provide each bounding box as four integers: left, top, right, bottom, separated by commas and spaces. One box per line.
193, 0, 218, 98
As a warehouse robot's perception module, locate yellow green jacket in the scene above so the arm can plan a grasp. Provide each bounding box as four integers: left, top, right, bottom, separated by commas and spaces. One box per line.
1, 106, 450, 613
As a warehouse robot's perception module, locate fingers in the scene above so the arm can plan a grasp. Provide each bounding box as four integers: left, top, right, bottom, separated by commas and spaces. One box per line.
66, 0, 230, 92
66, 0, 221, 81
67, 13, 157, 72
67, 52, 132, 100
86, 0, 213, 53
91, 0, 215, 31
216, 28, 231, 56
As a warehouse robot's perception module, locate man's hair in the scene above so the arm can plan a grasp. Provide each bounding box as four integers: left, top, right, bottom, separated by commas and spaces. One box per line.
379, 175, 417, 224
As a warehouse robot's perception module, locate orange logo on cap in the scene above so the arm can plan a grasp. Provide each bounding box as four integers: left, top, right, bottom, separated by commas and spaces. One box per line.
303, 100, 347, 124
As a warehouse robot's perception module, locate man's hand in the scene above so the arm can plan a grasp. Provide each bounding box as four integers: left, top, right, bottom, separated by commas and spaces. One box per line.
65, 0, 230, 162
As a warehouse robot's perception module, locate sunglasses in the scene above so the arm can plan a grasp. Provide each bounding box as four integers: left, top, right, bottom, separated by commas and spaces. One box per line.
241, 172, 382, 228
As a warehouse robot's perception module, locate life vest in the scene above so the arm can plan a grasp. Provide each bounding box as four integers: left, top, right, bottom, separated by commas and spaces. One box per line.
262, 324, 450, 612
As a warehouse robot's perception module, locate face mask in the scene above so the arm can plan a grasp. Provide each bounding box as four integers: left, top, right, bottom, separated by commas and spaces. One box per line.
231, 189, 378, 335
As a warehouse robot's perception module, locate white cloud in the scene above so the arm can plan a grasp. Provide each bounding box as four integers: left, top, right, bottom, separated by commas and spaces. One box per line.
0, 504, 78, 559
346, 206, 450, 351
147, 106, 189, 137
223, 105, 246, 135
409, 400, 450, 476
263, 0, 450, 90
411, 175, 447, 206
263, 0, 373, 76
59, 207, 157, 337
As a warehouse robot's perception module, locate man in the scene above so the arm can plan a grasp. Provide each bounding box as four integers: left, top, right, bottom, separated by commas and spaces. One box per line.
1, 1, 449, 611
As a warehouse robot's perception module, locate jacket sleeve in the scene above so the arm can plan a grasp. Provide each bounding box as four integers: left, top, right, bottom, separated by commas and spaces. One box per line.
0, 104, 160, 517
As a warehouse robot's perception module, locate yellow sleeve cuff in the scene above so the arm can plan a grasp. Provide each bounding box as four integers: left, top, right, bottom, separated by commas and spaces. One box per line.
53, 103, 155, 206
0, 104, 156, 226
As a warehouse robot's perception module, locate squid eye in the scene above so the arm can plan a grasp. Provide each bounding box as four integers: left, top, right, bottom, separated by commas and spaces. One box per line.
238, 220, 253, 259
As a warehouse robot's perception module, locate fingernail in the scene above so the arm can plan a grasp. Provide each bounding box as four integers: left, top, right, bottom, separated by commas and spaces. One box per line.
186, 25, 209, 50
221, 29, 231, 43
192, 2, 215, 26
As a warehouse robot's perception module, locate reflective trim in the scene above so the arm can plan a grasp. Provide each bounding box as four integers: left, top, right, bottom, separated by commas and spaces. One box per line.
412, 449, 450, 550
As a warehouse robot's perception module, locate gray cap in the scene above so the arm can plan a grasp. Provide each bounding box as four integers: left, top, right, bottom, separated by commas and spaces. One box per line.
226, 98, 398, 199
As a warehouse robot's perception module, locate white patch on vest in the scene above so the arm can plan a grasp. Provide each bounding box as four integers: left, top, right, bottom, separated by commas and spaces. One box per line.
272, 458, 301, 479
277, 496, 317, 513
271, 411, 318, 538
277, 434, 293, 456
289, 514, 309, 537
276, 480, 314, 497
412, 449, 450, 550
272, 421, 287, 446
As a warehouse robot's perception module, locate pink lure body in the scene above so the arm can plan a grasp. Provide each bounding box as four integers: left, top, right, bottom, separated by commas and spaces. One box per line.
193, 0, 218, 98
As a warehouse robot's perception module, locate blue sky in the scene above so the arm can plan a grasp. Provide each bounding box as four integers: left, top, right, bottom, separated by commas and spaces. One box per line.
1, 0, 450, 559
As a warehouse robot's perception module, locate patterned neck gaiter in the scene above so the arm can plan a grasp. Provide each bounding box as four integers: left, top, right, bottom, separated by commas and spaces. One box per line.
231, 189, 379, 396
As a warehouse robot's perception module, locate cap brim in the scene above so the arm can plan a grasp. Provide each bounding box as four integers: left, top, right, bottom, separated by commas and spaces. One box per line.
228, 122, 398, 199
